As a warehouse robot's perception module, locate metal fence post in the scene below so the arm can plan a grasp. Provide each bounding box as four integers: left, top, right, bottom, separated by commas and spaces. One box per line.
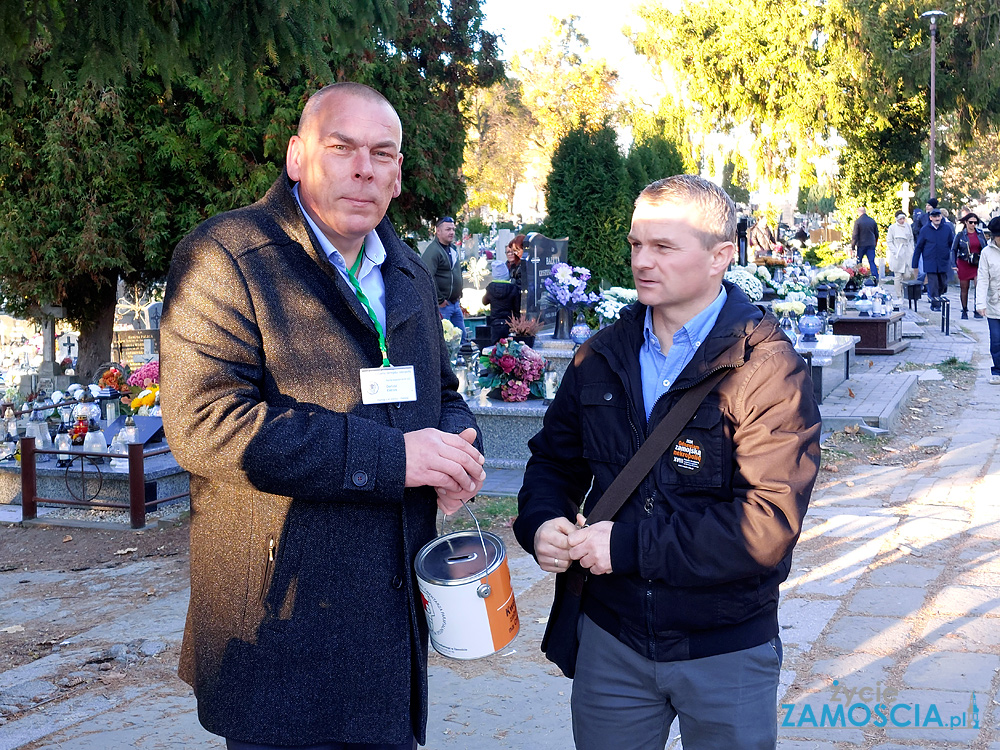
127, 442, 146, 529
20, 437, 37, 522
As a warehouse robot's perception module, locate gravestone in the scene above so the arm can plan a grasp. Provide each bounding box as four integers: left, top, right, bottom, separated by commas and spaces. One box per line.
145, 302, 163, 329
113, 329, 160, 365
523, 234, 568, 327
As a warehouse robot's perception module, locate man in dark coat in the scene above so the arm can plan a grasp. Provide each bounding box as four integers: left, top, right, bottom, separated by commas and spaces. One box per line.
851, 205, 880, 282
515, 175, 821, 749
912, 208, 957, 311
161, 82, 485, 750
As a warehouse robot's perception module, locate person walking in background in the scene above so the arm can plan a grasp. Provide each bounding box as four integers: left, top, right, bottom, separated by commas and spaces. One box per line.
422, 216, 468, 344
912, 197, 937, 241
851, 206, 879, 282
913, 208, 956, 312
515, 175, 821, 750
750, 214, 775, 258
161, 82, 485, 750
886, 211, 915, 302
952, 212, 986, 319
976, 217, 1000, 385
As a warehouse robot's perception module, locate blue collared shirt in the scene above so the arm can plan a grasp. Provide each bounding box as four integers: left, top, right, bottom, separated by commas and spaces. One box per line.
640, 287, 728, 421
293, 184, 388, 328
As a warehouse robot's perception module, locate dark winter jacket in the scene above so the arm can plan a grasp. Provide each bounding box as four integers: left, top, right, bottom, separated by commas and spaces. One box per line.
851, 213, 879, 250
514, 283, 821, 662
913, 221, 957, 273
422, 237, 463, 303
483, 279, 521, 344
161, 171, 479, 746
952, 228, 987, 264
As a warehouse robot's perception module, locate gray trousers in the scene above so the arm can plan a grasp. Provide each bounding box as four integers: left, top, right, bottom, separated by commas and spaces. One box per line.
572, 615, 781, 750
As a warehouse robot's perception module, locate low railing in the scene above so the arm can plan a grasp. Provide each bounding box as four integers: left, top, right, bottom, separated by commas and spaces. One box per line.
18, 437, 190, 529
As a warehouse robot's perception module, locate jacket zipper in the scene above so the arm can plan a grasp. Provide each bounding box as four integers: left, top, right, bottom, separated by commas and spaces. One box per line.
259, 536, 276, 604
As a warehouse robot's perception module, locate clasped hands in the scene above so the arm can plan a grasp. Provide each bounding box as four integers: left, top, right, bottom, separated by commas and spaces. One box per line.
404, 427, 485, 515
534, 514, 613, 576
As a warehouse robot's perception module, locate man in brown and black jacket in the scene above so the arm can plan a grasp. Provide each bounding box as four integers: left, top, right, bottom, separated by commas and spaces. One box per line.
515, 175, 821, 750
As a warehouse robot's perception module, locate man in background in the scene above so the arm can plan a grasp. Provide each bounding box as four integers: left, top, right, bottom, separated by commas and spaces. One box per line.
913, 207, 956, 312
422, 216, 467, 344
851, 205, 879, 283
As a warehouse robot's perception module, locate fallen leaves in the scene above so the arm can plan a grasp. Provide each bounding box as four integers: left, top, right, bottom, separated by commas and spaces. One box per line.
62, 535, 73, 543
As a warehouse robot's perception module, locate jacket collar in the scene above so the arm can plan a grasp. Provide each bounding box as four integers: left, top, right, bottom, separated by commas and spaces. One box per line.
261, 170, 423, 337
588, 280, 774, 392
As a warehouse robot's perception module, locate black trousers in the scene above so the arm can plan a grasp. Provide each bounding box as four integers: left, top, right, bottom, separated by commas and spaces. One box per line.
926, 271, 948, 302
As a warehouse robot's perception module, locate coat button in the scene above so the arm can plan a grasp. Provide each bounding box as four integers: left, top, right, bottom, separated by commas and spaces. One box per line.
352, 470, 369, 487
603, 392, 613, 401
391, 575, 404, 589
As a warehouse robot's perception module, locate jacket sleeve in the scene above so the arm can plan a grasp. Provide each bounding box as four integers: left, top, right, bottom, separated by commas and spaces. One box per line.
912, 230, 925, 268
610, 346, 821, 585
975, 250, 990, 311
512, 360, 594, 557
161, 231, 412, 504
851, 220, 860, 249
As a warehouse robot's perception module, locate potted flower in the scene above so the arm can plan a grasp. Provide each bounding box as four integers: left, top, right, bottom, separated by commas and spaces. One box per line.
723, 268, 764, 302
478, 338, 547, 402
441, 319, 462, 362
544, 263, 600, 339
595, 287, 638, 327
507, 314, 543, 348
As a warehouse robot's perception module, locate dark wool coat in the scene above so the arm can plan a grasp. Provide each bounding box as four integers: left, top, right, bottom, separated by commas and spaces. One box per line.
514, 284, 821, 662
160, 172, 480, 746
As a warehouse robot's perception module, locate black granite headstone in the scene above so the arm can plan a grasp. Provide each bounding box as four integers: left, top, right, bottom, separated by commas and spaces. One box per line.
523, 233, 569, 326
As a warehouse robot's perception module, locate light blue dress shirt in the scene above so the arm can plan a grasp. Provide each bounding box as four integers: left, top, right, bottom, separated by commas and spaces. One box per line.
293, 184, 387, 328
640, 287, 728, 421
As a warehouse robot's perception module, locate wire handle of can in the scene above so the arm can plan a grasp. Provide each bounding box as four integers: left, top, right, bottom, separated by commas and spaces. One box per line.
439, 500, 492, 599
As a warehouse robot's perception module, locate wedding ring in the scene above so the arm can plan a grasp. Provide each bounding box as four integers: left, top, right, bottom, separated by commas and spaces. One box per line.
553, 558, 560, 566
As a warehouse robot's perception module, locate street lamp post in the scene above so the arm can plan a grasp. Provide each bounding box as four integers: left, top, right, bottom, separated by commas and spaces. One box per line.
922, 10, 947, 200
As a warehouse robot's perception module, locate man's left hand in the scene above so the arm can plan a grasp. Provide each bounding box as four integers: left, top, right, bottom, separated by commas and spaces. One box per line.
567, 516, 614, 575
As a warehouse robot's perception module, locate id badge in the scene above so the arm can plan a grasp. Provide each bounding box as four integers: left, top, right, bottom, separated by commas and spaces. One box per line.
360, 365, 417, 404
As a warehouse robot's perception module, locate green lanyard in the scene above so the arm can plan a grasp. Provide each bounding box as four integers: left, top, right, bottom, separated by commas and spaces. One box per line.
345, 245, 391, 367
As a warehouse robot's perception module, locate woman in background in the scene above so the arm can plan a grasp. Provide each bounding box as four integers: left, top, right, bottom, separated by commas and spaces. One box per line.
886, 211, 915, 302
975, 218, 1000, 385
953, 213, 986, 319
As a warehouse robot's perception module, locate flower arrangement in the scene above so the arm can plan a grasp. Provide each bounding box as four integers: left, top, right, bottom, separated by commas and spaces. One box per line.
97, 365, 130, 392
595, 287, 638, 322
127, 360, 160, 388
123, 386, 159, 414
723, 268, 764, 302
813, 267, 850, 290
776, 277, 813, 299
544, 263, 600, 310
773, 300, 807, 317
59, 356, 75, 374
842, 263, 871, 281
441, 319, 462, 346
478, 338, 547, 402
757, 257, 787, 269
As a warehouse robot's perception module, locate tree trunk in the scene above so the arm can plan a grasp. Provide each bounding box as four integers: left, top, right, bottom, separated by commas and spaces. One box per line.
75, 284, 118, 382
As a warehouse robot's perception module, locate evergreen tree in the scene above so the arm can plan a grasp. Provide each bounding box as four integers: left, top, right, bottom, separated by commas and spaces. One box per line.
545, 124, 631, 287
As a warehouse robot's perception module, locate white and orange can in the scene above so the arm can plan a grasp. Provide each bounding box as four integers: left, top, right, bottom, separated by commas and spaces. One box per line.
415, 530, 519, 659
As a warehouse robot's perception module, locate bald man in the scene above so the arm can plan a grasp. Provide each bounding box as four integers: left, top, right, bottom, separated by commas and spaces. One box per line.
161, 82, 485, 750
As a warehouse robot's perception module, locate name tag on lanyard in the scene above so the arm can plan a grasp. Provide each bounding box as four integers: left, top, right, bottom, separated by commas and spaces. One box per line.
360, 365, 417, 404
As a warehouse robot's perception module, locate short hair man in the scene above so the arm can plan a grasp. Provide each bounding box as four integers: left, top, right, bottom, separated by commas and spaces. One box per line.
913, 207, 957, 311
422, 216, 467, 344
851, 205, 879, 282
514, 175, 821, 749
161, 82, 485, 750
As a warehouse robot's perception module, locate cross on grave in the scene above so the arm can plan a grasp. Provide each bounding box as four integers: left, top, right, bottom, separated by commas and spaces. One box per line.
897, 182, 915, 216
59, 333, 76, 358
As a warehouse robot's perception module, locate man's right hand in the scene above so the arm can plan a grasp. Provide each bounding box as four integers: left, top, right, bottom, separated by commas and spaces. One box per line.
977, 309, 986, 317
404, 427, 485, 510
534, 517, 577, 573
